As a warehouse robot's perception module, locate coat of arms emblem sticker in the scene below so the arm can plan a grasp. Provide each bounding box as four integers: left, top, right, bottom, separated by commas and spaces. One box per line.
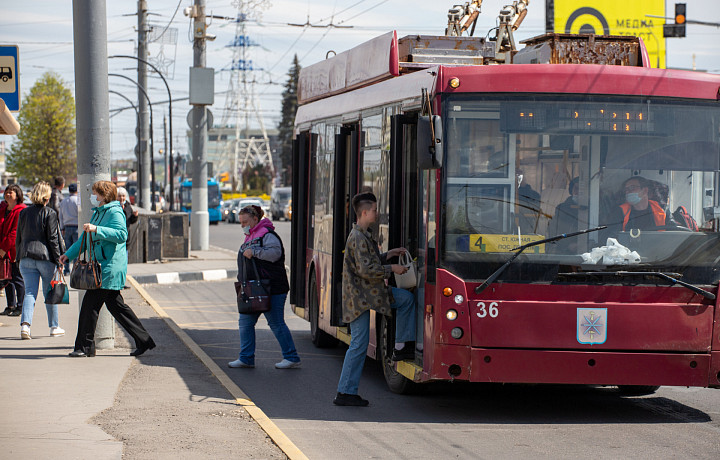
577, 308, 607, 344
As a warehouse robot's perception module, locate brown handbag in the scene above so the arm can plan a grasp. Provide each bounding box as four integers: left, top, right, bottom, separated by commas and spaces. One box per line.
70, 231, 102, 290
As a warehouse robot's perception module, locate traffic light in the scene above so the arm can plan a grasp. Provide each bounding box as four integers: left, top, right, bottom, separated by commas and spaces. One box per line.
664, 3, 686, 37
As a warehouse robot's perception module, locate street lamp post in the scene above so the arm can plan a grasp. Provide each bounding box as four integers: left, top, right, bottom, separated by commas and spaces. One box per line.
109, 90, 139, 197
109, 55, 175, 210
109, 73, 156, 208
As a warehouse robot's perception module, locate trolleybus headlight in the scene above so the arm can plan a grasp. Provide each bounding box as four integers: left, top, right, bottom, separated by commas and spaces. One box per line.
454, 294, 464, 305
446, 309, 458, 321
443, 287, 453, 297
449, 77, 460, 88
451, 327, 464, 339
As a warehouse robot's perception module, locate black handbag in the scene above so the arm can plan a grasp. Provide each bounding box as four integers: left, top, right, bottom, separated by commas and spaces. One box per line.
45, 267, 70, 304
235, 257, 272, 314
70, 231, 102, 290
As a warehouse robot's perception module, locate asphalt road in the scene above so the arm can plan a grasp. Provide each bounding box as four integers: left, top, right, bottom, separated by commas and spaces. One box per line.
147, 222, 720, 459
211, 217, 291, 254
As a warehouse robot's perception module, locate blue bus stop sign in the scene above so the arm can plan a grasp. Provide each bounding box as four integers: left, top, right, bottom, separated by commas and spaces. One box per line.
0, 46, 19, 112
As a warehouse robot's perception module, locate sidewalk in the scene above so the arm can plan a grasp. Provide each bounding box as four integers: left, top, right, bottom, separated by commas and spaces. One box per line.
0, 290, 130, 459
0, 282, 285, 459
128, 247, 238, 284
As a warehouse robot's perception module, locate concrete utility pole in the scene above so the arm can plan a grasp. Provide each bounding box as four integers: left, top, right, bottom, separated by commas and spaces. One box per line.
163, 114, 168, 193
190, 0, 211, 250
137, 0, 151, 210
72, 0, 114, 349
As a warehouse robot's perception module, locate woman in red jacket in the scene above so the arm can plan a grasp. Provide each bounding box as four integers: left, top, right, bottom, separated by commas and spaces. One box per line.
0, 185, 27, 316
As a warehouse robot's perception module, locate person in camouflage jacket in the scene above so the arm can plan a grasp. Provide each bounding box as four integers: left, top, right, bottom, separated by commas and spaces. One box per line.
334, 192, 416, 407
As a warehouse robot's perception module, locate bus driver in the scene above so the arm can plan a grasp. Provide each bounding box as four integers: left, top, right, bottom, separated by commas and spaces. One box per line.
607, 176, 668, 234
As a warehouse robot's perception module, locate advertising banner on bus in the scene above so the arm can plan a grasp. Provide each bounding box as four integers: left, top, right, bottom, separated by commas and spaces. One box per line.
547, 0, 667, 68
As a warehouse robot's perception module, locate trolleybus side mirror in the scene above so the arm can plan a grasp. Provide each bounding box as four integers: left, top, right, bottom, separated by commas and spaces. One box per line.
417, 115, 443, 170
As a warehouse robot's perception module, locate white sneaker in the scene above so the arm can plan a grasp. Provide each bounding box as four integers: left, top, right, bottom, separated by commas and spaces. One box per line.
275, 359, 301, 369
228, 359, 254, 368
50, 327, 65, 337
20, 324, 31, 340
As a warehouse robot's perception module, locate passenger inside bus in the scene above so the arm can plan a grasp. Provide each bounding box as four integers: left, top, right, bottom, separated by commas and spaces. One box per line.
515, 169, 542, 234
548, 177, 586, 252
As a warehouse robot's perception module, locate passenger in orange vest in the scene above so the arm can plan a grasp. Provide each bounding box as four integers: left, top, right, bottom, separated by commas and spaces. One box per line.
609, 176, 667, 233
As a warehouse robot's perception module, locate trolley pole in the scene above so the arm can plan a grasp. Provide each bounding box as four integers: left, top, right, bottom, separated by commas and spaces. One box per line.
190, 0, 210, 250
72, 0, 114, 349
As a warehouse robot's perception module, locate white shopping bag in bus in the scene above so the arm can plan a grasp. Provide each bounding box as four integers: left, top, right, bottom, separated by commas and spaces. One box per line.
394, 252, 417, 289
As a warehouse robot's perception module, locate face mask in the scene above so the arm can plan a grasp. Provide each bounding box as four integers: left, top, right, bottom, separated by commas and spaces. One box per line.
625, 193, 642, 205
242, 225, 251, 235
90, 195, 101, 207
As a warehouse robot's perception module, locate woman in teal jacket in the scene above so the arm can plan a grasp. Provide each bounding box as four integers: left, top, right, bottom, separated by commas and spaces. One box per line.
60, 181, 155, 358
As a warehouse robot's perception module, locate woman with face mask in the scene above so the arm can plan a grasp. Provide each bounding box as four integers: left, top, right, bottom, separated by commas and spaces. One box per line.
228, 204, 300, 369
116, 186, 139, 231
60, 181, 155, 358
14, 182, 64, 339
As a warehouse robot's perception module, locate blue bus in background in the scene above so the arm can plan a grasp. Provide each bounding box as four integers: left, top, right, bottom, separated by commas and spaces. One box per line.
179, 179, 222, 224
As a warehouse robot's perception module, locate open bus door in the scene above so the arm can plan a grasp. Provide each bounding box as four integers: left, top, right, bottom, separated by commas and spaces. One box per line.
380, 113, 422, 393
290, 132, 313, 311
329, 125, 360, 329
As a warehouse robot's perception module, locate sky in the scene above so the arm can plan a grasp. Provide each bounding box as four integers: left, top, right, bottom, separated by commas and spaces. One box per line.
1, 0, 719, 161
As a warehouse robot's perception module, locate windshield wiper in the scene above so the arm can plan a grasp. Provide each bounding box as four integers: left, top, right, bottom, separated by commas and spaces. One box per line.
560, 271, 716, 300
474, 226, 607, 294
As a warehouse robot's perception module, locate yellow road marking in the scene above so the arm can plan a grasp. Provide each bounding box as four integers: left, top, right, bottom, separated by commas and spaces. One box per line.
128, 276, 309, 460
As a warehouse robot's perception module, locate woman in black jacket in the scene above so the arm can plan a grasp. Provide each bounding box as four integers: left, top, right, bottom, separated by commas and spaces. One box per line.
16, 182, 64, 340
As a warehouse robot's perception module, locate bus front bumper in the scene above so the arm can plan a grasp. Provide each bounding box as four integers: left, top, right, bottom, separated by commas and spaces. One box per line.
424, 345, 720, 388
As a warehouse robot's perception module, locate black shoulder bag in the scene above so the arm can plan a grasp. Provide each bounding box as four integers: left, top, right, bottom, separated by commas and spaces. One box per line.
234, 257, 272, 314
70, 231, 102, 290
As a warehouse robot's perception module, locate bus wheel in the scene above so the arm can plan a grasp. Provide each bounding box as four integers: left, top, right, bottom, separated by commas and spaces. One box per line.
617, 385, 660, 396
379, 315, 417, 394
309, 273, 337, 348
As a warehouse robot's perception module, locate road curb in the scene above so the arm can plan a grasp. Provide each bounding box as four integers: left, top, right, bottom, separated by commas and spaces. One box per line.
127, 275, 309, 460
132, 269, 238, 285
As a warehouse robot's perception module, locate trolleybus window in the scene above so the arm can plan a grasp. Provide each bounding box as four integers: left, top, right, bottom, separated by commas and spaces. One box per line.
441, 95, 720, 285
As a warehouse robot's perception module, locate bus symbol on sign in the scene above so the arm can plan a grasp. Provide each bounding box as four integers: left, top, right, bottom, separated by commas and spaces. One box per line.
577, 308, 607, 344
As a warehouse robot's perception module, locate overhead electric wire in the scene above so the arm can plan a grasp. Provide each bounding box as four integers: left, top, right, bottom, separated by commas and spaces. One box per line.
318, 0, 369, 23
337, 0, 390, 25
151, 0, 183, 44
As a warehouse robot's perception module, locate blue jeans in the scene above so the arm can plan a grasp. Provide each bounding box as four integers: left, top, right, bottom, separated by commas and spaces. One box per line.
337, 287, 416, 395
19, 258, 59, 328
237, 293, 299, 365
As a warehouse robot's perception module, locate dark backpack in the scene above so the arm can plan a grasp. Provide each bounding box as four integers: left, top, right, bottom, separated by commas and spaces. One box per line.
672, 206, 699, 232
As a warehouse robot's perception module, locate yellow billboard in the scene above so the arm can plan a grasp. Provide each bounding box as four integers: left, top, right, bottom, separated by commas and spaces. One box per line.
550, 0, 666, 68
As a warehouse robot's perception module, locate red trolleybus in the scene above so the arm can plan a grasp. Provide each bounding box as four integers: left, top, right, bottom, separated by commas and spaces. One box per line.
290, 30, 720, 394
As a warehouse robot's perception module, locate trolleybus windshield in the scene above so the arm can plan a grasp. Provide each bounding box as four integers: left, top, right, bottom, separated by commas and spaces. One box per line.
441, 94, 720, 285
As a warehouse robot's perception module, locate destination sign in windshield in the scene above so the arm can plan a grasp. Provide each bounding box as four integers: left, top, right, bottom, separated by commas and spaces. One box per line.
500, 103, 669, 135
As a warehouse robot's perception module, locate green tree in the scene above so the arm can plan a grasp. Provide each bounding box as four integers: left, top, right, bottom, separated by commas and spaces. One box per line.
277, 55, 300, 185
8, 72, 77, 184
